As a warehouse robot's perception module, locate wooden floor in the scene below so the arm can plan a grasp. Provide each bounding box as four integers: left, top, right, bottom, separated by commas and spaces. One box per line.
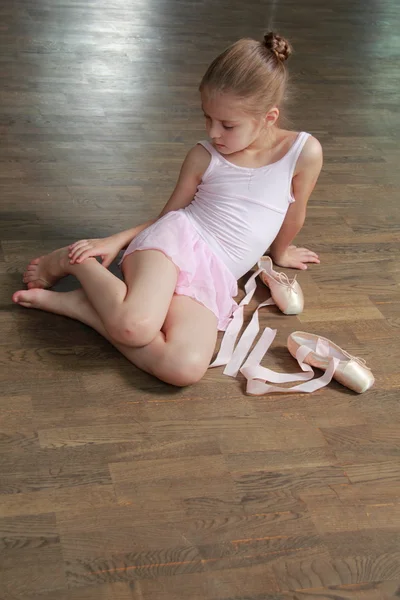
1, 0, 400, 598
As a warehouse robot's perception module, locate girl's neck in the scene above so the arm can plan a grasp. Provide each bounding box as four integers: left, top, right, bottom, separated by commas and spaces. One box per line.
240, 126, 284, 161
222, 127, 297, 169
249, 125, 281, 152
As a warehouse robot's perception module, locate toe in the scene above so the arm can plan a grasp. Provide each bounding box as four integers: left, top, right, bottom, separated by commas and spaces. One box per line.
13, 288, 44, 308
13, 291, 30, 305
15, 296, 33, 308
27, 278, 47, 289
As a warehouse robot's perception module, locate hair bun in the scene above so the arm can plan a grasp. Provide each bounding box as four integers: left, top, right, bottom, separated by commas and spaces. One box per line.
263, 32, 292, 62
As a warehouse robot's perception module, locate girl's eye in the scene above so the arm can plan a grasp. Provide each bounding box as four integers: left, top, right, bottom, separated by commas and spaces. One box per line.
223, 125, 234, 130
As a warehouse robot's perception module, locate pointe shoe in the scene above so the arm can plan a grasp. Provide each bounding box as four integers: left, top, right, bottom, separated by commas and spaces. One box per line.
258, 256, 304, 315
287, 331, 375, 393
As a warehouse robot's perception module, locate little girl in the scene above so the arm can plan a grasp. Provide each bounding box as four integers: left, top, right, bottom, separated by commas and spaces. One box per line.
13, 32, 322, 387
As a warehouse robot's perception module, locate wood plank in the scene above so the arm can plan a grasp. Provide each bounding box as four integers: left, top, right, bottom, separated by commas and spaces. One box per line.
1, 0, 400, 597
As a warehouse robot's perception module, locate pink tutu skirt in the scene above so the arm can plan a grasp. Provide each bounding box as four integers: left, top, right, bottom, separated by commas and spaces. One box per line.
120, 211, 238, 330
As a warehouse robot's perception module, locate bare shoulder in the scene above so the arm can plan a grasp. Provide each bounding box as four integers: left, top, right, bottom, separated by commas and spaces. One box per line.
181, 144, 212, 181
290, 135, 323, 204
303, 135, 323, 159
296, 135, 323, 174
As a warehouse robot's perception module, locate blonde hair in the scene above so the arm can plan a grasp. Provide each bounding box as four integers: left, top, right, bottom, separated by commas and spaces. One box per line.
199, 32, 292, 116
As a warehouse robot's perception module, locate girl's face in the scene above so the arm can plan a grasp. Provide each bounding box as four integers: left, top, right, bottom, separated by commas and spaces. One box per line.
201, 90, 277, 154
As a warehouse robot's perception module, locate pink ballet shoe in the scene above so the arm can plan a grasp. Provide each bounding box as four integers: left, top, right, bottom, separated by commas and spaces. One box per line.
287, 331, 375, 393
258, 256, 304, 315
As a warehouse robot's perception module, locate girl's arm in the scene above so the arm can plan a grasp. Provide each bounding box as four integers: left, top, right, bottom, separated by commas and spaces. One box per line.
269, 136, 323, 270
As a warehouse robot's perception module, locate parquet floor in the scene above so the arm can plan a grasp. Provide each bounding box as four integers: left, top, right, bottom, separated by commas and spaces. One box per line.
1, 0, 400, 598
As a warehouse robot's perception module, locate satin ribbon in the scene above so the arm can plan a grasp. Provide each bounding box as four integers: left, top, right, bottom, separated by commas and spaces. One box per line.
210, 270, 340, 394
209, 268, 274, 376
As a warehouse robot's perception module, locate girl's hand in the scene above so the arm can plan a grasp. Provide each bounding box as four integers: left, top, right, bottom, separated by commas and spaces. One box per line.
68, 235, 123, 268
271, 245, 320, 270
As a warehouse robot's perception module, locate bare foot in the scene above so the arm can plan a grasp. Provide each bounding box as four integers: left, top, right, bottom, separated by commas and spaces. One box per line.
12, 288, 93, 323
13, 288, 55, 309
22, 247, 71, 289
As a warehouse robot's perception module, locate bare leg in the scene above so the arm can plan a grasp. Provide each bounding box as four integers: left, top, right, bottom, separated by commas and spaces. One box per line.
22, 247, 179, 347
12, 288, 218, 387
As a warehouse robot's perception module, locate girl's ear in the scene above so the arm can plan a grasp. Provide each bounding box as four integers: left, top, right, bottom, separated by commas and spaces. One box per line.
265, 107, 280, 127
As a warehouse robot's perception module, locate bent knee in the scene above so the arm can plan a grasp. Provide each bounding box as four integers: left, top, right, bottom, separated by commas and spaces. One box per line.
107, 314, 157, 347
164, 352, 209, 387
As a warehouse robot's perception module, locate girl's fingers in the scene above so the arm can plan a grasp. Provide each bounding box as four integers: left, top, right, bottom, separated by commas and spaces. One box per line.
297, 248, 318, 257
69, 251, 81, 263
70, 245, 93, 263
308, 258, 320, 264
75, 249, 96, 263
68, 240, 88, 251
295, 250, 320, 261
69, 241, 90, 255
69, 248, 85, 263
69, 242, 89, 256
75, 250, 92, 263
291, 261, 307, 270
300, 255, 319, 264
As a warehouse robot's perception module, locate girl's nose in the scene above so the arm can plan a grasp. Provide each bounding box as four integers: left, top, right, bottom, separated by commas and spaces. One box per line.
209, 121, 221, 140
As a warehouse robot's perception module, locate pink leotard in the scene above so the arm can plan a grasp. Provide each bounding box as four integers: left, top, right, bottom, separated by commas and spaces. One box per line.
184, 132, 310, 280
